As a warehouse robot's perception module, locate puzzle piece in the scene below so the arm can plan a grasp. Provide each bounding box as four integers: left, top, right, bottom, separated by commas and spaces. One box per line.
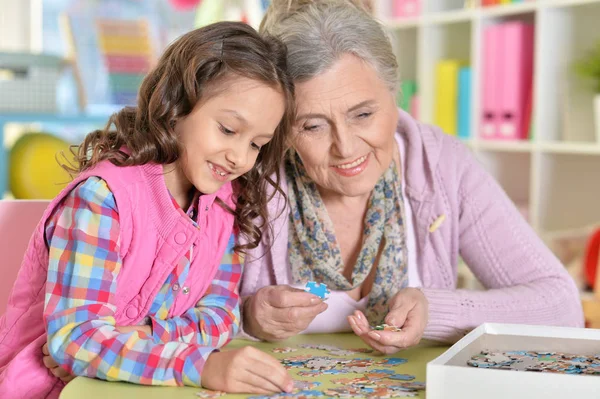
299, 344, 340, 351
304, 281, 330, 300
195, 390, 225, 398
247, 391, 323, 399
293, 380, 322, 391
273, 347, 298, 354
329, 348, 374, 356
299, 343, 373, 357
298, 369, 348, 377
372, 324, 403, 332
305, 357, 350, 370
377, 358, 409, 366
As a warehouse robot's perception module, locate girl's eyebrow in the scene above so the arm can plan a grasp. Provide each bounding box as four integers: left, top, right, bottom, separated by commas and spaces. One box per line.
220, 109, 249, 125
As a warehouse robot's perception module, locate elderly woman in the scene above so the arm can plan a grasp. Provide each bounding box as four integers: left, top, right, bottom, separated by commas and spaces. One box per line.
240, 0, 584, 353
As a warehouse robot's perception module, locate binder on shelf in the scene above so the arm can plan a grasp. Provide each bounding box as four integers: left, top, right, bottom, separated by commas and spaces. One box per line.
393, 0, 421, 18
481, 24, 502, 140
458, 67, 472, 140
434, 59, 461, 136
498, 21, 534, 140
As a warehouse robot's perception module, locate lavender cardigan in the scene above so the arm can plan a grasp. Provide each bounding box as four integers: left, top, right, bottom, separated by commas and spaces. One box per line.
241, 110, 584, 343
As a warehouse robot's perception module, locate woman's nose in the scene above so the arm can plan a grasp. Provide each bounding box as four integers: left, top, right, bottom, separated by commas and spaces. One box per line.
332, 126, 355, 158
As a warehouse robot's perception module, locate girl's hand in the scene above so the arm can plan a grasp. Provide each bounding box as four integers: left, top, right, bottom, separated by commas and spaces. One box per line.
243, 285, 327, 341
202, 346, 294, 394
42, 343, 74, 383
348, 288, 428, 354
41, 324, 152, 382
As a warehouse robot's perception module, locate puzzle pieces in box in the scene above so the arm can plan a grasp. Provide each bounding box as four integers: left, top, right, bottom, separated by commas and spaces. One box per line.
467, 350, 600, 375
304, 281, 330, 299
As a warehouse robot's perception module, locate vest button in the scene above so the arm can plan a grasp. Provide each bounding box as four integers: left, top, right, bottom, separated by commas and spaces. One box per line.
126, 306, 138, 319
174, 232, 187, 245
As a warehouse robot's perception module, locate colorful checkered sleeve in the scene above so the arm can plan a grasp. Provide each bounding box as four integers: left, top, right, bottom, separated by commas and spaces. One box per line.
43, 177, 214, 387
149, 233, 242, 347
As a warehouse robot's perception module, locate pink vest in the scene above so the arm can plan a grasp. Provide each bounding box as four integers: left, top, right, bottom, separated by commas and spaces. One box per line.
0, 161, 235, 398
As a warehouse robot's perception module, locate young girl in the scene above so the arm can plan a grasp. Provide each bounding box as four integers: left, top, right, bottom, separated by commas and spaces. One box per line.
0, 21, 295, 398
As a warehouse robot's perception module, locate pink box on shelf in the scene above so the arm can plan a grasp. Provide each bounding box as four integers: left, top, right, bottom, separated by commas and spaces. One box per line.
393, 0, 421, 18
481, 24, 503, 140
497, 22, 534, 141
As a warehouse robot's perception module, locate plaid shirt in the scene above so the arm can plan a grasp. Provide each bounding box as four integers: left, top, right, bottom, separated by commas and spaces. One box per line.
44, 177, 242, 386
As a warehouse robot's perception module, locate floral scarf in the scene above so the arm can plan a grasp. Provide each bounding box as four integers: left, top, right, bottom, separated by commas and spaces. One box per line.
285, 150, 408, 325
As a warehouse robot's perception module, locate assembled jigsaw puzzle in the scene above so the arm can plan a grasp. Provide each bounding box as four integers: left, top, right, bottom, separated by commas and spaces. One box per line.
304, 281, 331, 300
468, 350, 600, 375
231, 343, 426, 398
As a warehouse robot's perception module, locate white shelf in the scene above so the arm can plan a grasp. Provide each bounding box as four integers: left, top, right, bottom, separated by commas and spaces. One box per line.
546, 0, 600, 9
475, 140, 535, 153
383, 17, 421, 29
380, 0, 600, 239
540, 141, 600, 155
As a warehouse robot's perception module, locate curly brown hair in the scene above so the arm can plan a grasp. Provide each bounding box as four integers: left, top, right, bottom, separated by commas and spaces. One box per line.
63, 21, 295, 253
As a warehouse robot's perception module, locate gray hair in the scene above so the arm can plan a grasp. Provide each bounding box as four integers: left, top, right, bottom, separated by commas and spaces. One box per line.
260, 0, 399, 93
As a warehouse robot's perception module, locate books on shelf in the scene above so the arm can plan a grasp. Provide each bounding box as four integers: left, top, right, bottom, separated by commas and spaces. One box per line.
458, 67, 472, 140
433, 60, 472, 139
434, 60, 462, 137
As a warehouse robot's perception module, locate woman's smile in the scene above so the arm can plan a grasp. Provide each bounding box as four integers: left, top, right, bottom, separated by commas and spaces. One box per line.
330, 153, 370, 177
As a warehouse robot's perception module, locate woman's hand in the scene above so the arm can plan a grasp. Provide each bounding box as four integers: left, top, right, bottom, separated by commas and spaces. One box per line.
348, 288, 428, 354
243, 285, 328, 341
202, 347, 293, 394
42, 324, 152, 382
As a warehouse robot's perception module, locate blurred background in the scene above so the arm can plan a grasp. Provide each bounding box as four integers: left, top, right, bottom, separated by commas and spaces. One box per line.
1, 0, 600, 322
